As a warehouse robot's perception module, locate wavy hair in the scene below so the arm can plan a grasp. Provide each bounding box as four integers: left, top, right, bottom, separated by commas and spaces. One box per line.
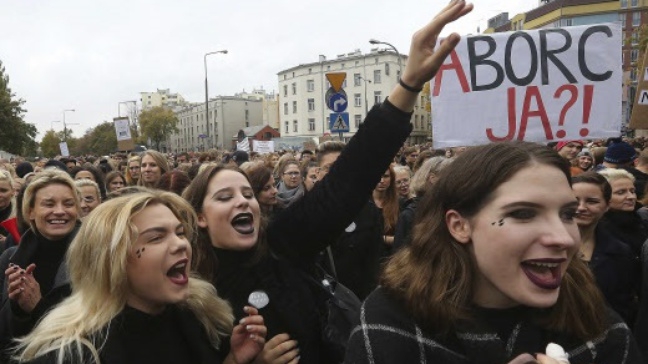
22, 170, 81, 232
14, 191, 233, 363
124, 156, 141, 186
382, 142, 606, 340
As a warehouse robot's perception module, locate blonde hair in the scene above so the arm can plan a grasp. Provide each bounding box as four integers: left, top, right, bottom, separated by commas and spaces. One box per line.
598, 168, 636, 183
14, 191, 233, 363
74, 179, 102, 204
22, 170, 80, 232
0, 170, 16, 218
409, 157, 454, 197
125, 156, 140, 186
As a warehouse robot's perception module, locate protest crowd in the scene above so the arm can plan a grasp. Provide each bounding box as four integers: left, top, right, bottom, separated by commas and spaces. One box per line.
0, 1, 647, 363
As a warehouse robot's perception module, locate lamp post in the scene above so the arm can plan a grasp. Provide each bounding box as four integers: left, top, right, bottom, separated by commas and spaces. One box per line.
369, 39, 403, 80
204, 50, 228, 149
62, 109, 76, 142
358, 76, 372, 115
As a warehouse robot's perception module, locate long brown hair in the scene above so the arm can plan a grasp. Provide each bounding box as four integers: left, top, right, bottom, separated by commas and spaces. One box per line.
374, 164, 399, 234
382, 141, 606, 340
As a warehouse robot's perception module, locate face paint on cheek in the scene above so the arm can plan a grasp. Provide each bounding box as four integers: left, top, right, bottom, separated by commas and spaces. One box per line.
491, 219, 505, 226
136, 247, 146, 259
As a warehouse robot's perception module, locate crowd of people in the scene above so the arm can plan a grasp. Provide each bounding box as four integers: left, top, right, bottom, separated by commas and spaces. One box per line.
0, 1, 645, 363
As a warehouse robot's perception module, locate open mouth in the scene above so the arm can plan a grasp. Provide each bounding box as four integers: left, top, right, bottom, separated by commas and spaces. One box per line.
231, 212, 255, 235
521, 258, 565, 290
47, 219, 70, 226
166, 259, 189, 285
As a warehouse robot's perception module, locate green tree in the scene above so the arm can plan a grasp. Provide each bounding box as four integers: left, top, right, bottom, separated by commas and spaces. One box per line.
139, 106, 178, 151
40, 130, 61, 158
0, 60, 38, 156
80, 121, 117, 156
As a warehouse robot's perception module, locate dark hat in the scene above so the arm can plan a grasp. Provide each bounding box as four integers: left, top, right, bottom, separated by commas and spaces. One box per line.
15, 162, 33, 178
43, 159, 68, 172
555, 140, 583, 151
232, 151, 249, 166
604, 141, 637, 164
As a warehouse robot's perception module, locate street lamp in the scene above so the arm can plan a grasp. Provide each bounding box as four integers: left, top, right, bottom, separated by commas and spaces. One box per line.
358, 76, 372, 115
369, 38, 403, 80
62, 109, 76, 142
204, 50, 228, 149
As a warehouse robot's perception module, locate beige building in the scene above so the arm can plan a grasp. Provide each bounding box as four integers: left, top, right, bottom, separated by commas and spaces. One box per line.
140, 88, 187, 111
235, 88, 280, 129
170, 96, 263, 152
277, 49, 431, 144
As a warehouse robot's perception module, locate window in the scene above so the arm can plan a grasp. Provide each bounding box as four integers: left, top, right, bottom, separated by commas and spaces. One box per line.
283, 74, 287, 80
292, 82, 297, 95
284, 103, 288, 115
341, 63, 345, 68
354, 93, 362, 107
374, 70, 382, 84
308, 118, 315, 131
632, 30, 639, 44
562, 18, 572, 27
385, 63, 390, 76
285, 121, 289, 133
283, 85, 288, 96
415, 115, 419, 129
633, 12, 641, 26
374, 91, 382, 104
308, 68, 312, 74
293, 120, 298, 132
375, 57, 379, 64
632, 49, 639, 63
307, 79, 315, 92
621, 0, 628, 7
631, 67, 638, 81
293, 101, 298, 113
245, 110, 249, 121
308, 98, 315, 111
354, 73, 361, 86
631, 0, 638, 7
354, 114, 362, 128
621, 13, 627, 28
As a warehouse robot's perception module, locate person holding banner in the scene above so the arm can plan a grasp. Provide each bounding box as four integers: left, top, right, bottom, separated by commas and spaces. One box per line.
343, 1, 642, 363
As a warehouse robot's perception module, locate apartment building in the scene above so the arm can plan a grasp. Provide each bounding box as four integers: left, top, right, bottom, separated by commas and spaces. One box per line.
140, 89, 187, 111
277, 49, 431, 144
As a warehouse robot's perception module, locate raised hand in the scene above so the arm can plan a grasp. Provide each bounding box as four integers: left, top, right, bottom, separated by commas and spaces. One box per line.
5, 263, 42, 313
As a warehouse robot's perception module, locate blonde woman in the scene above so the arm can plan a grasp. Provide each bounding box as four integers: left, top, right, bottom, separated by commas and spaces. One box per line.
14, 191, 266, 364
74, 179, 101, 218
124, 156, 141, 186
0, 171, 16, 248
0, 170, 81, 361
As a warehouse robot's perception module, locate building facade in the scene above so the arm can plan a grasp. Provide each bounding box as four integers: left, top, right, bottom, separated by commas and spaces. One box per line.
277, 49, 431, 144
140, 88, 187, 111
485, 0, 648, 128
169, 97, 263, 152
235, 88, 280, 129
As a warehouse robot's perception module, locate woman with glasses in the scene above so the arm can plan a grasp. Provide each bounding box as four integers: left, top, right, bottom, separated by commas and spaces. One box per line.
275, 159, 304, 208
75, 179, 101, 219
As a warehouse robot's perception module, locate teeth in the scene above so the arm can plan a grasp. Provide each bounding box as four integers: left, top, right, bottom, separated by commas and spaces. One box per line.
49, 220, 67, 224
527, 262, 559, 268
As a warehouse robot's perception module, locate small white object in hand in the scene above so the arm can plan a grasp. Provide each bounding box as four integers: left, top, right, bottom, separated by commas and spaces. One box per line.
248, 290, 270, 309
545, 343, 570, 363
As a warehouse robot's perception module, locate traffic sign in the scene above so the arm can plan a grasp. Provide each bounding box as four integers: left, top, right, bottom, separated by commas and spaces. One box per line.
326, 72, 346, 92
329, 113, 350, 132
326, 90, 348, 112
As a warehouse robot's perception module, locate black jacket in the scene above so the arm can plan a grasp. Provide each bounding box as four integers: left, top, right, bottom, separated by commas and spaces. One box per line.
393, 197, 418, 251
345, 287, 644, 364
589, 221, 642, 325
21, 305, 224, 364
213, 100, 412, 364
0, 225, 80, 361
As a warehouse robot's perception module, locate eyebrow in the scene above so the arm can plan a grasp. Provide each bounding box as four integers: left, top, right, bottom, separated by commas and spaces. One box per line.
139, 223, 184, 236
501, 200, 578, 209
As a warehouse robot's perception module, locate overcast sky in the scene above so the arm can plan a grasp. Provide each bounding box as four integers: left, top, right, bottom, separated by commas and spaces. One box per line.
1, 0, 538, 141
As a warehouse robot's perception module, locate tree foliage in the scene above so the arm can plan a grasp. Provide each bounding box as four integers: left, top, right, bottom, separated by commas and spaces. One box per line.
72, 121, 117, 156
0, 61, 38, 156
40, 130, 61, 158
139, 106, 178, 151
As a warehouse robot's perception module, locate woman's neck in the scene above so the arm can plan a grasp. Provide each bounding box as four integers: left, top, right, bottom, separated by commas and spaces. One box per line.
373, 190, 385, 208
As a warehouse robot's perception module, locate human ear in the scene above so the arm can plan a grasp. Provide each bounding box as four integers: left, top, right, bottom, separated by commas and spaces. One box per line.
197, 213, 208, 228
446, 209, 471, 244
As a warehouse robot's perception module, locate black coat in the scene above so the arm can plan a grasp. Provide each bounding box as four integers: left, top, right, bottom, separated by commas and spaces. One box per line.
345, 287, 644, 364
213, 100, 413, 364
0, 225, 80, 361
21, 305, 224, 364
589, 222, 642, 325
393, 197, 418, 251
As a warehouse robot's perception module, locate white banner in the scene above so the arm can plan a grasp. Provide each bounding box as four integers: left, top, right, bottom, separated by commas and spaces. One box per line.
114, 117, 132, 141
431, 24, 622, 148
59, 142, 69, 157
237, 138, 250, 152
253, 140, 274, 154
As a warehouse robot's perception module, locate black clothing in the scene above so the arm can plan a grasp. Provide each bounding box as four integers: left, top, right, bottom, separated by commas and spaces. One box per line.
22, 305, 224, 364
0, 203, 12, 251
602, 209, 648, 253
622, 166, 648, 200
213, 100, 412, 364
634, 241, 648, 362
329, 200, 384, 300
588, 222, 642, 325
0, 225, 80, 361
345, 287, 644, 364
393, 197, 418, 251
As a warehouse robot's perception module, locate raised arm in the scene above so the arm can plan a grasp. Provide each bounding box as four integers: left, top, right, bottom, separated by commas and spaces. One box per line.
268, 0, 473, 261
